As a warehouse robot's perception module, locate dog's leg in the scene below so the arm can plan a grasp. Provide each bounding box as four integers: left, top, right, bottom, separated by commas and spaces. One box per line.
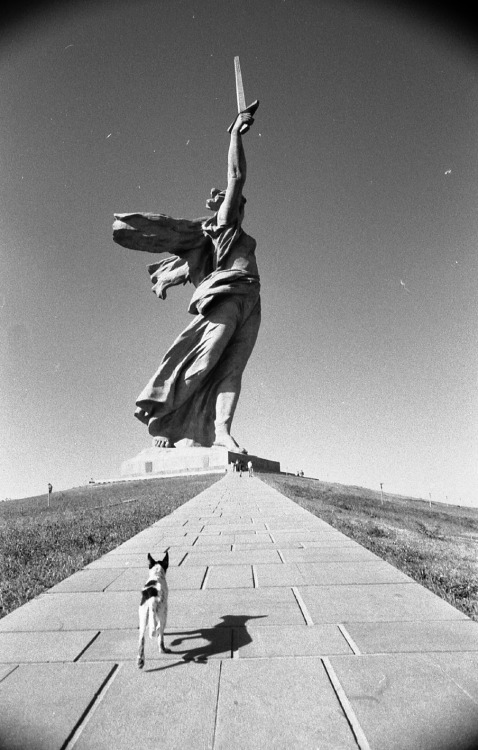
155, 600, 169, 653
137, 603, 148, 669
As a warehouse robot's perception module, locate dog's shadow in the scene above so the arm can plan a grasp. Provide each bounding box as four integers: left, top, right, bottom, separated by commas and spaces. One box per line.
146, 614, 266, 672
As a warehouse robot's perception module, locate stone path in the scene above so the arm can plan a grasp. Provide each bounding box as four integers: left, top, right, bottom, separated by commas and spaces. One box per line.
1, 475, 478, 749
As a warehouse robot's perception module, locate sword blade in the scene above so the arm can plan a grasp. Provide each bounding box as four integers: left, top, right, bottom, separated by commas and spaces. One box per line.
234, 56, 246, 113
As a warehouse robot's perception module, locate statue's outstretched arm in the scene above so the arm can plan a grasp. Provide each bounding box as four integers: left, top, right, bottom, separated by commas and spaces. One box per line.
217, 112, 253, 227
112, 212, 209, 301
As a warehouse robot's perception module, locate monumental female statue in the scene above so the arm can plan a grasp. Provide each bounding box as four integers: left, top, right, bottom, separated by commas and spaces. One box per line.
113, 107, 259, 455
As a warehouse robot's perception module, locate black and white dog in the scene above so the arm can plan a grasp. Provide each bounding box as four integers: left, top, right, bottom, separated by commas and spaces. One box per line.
137, 552, 169, 669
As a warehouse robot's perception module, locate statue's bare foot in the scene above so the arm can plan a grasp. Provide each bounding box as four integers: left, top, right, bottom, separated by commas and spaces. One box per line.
153, 437, 175, 448
148, 417, 175, 447
214, 432, 248, 455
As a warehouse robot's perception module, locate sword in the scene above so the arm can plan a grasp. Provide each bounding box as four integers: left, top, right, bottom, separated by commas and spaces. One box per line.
227, 56, 259, 134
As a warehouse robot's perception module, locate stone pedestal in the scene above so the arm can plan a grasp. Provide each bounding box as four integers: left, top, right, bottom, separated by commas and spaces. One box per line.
120, 445, 280, 478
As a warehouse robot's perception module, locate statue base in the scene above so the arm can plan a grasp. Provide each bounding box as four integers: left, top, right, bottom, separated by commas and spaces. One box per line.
120, 445, 280, 478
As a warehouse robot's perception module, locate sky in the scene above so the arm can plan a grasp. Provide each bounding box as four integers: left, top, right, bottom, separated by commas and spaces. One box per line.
1, 0, 477, 505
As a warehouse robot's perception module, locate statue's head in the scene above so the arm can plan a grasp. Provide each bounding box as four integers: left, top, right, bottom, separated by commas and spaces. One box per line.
206, 188, 246, 214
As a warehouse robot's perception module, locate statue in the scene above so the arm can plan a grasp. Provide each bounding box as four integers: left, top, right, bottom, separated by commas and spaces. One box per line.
113, 98, 260, 455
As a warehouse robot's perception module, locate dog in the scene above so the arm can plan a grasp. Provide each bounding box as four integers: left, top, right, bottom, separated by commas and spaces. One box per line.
137, 551, 169, 669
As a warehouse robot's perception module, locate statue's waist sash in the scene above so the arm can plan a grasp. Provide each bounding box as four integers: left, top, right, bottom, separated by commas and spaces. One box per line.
188, 270, 260, 316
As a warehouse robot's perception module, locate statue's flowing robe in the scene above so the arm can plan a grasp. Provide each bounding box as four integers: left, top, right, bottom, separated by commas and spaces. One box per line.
113, 212, 260, 446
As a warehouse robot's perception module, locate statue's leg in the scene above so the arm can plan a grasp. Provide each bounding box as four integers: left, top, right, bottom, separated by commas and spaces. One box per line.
213, 297, 261, 453
137, 297, 245, 445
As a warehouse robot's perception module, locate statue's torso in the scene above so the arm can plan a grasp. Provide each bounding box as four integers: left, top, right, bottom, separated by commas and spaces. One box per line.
201, 218, 259, 282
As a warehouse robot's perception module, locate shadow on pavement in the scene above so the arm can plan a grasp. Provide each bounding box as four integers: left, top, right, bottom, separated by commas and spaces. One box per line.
146, 614, 267, 672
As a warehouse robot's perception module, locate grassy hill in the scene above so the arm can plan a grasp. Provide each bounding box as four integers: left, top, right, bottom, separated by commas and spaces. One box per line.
0, 474, 221, 619
2, 472, 477, 624
261, 474, 478, 621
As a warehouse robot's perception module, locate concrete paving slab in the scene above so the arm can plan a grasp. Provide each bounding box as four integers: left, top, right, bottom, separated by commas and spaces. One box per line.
0, 662, 115, 750
183, 548, 282, 566
0, 664, 18, 682
73, 661, 220, 750
186, 543, 235, 553
234, 540, 303, 550
193, 534, 235, 545
107, 565, 207, 591
167, 626, 233, 661
422, 651, 478, 699
174, 513, 216, 522
205, 564, 254, 588
116, 533, 197, 549
297, 560, 412, 585
234, 532, 273, 544
283, 546, 380, 562
180, 522, 207, 531
328, 653, 478, 750
86, 548, 186, 568
0, 630, 99, 662
79, 627, 232, 662
0, 591, 139, 632
346, 620, 478, 653
234, 624, 353, 657
153, 534, 199, 547
214, 657, 358, 749
167, 588, 305, 628
46, 568, 123, 593
188, 527, 220, 535
202, 516, 252, 525
299, 583, 469, 623
205, 523, 264, 532
254, 563, 305, 587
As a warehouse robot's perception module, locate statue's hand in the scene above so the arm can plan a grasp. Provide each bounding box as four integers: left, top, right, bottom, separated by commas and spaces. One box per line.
232, 111, 254, 134
227, 100, 259, 135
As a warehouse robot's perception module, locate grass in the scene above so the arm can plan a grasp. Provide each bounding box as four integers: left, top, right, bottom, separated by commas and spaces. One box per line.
0, 474, 221, 619
260, 474, 478, 621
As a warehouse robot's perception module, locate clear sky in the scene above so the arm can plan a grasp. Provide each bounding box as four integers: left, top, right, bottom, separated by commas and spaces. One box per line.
1, 0, 477, 505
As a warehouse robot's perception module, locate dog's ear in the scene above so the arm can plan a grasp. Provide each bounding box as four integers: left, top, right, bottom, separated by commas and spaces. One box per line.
147, 553, 156, 568
160, 551, 169, 572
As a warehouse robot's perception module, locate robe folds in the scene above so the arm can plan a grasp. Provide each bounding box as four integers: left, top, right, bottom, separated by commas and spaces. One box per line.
112, 212, 261, 446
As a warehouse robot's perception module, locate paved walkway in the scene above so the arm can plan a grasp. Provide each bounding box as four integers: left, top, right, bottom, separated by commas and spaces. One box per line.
1, 475, 478, 749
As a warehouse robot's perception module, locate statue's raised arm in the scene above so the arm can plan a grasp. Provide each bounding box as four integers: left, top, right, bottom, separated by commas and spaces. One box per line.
216, 111, 251, 226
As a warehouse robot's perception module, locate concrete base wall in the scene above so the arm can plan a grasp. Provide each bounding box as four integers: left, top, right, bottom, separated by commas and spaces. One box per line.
120, 446, 280, 478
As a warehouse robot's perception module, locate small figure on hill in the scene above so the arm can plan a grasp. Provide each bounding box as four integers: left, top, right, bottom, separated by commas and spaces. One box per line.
247, 460, 253, 477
